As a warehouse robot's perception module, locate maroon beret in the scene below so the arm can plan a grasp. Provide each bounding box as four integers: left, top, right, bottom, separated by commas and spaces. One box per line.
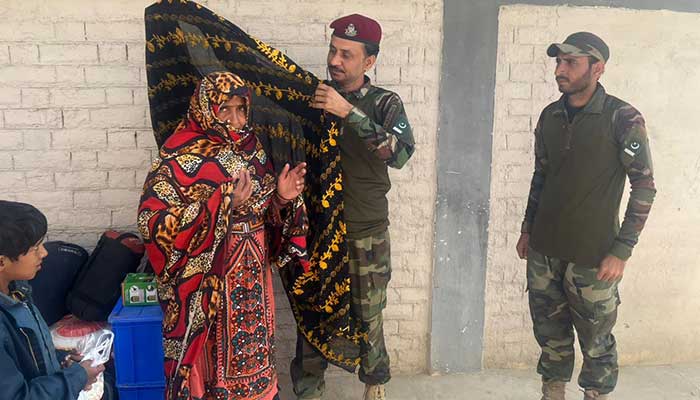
330, 14, 382, 45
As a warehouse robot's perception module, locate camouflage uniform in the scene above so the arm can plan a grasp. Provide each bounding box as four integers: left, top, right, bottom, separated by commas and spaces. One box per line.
291, 77, 414, 399
522, 84, 656, 395
528, 246, 620, 393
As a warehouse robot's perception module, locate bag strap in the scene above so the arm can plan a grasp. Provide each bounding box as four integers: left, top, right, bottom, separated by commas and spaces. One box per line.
115, 232, 139, 241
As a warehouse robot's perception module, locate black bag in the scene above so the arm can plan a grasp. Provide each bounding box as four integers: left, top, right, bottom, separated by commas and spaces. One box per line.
29, 241, 88, 326
67, 231, 145, 321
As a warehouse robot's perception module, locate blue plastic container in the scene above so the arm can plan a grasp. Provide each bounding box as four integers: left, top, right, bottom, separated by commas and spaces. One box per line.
108, 299, 165, 386
117, 383, 166, 400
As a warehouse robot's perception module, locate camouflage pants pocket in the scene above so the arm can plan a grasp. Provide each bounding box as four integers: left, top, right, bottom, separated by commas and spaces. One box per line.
564, 264, 620, 322
564, 264, 619, 394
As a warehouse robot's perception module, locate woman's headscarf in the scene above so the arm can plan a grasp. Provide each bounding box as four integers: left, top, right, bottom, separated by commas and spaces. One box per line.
187, 71, 250, 138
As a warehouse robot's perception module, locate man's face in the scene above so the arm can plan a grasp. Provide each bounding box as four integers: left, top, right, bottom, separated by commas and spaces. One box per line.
0, 238, 48, 282
327, 36, 372, 87
554, 53, 600, 95
216, 96, 248, 131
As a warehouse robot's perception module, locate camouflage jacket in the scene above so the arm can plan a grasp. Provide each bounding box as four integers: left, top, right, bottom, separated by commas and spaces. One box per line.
333, 77, 415, 239
522, 83, 656, 265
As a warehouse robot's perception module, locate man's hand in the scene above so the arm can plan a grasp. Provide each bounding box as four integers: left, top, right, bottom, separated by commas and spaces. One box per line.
79, 360, 105, 391
597, 255, 626, 282
311, 83, 354, 118
516, 233, 530, 260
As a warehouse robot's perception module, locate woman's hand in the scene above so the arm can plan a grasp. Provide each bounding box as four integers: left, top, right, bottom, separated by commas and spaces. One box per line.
231, 169, 253, 208
276, 163, 307, 203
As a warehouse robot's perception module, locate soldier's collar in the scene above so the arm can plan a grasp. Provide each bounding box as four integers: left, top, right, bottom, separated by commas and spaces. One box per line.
558, 83, 606, 115
333, 75, 372, 99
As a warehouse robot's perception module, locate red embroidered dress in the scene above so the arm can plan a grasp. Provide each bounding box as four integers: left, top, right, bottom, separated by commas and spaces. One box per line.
138, 72, 307, 400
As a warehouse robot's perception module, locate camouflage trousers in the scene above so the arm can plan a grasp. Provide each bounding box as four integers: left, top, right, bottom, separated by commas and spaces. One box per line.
527, 246, 620, 395
291, 230, 392, 398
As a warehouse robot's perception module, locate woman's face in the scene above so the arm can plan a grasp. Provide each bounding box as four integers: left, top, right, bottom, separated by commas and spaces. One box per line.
216, 95, 248, 130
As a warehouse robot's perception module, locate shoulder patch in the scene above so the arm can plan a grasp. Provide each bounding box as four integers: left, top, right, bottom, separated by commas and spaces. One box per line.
624, 141, 641, 157
391, 115, 409, 135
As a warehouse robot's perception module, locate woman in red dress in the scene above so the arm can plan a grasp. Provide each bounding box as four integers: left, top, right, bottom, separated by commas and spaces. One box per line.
138, 71, 308, 400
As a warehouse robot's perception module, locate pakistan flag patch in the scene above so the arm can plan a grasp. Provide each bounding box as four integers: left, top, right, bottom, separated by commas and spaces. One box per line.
391, 116, 410, 136
624, 141, 641, 157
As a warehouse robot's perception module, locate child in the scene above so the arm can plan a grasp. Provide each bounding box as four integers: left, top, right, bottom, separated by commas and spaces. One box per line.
0, 200, 104, 400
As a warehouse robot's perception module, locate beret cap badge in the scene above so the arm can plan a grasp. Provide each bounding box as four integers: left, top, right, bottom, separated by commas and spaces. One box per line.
345, 23, 358, 37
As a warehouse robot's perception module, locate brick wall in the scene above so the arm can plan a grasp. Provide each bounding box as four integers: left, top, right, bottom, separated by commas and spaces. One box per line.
0, 4, 151, 246
485, 4, 700, 367
0, 0, 442, 375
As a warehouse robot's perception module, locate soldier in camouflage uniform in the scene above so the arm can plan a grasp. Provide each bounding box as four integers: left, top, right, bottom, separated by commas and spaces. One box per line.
290, 13, 415, 400
515, 33, 656, 400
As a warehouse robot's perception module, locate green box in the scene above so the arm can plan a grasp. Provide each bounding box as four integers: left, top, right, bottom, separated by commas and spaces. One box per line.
122, 273, 159, 306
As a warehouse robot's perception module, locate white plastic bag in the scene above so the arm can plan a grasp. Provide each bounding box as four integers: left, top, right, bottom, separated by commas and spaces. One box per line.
75, 329, 114, 367
50, 316, 113, 400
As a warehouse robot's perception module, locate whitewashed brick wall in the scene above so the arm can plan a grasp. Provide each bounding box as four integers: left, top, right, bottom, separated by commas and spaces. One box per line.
0, 0, 442, 375
486, 5, 700, 368
0, 4, 151, 247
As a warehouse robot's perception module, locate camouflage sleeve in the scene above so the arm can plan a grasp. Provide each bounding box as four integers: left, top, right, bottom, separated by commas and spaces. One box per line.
343, 92, 415, 169
522, 113, 547, 233
609, 105, 657, 260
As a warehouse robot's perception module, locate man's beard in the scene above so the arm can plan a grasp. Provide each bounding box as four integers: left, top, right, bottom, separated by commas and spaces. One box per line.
328, 66, 344, 82
557, 67, 594, 95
